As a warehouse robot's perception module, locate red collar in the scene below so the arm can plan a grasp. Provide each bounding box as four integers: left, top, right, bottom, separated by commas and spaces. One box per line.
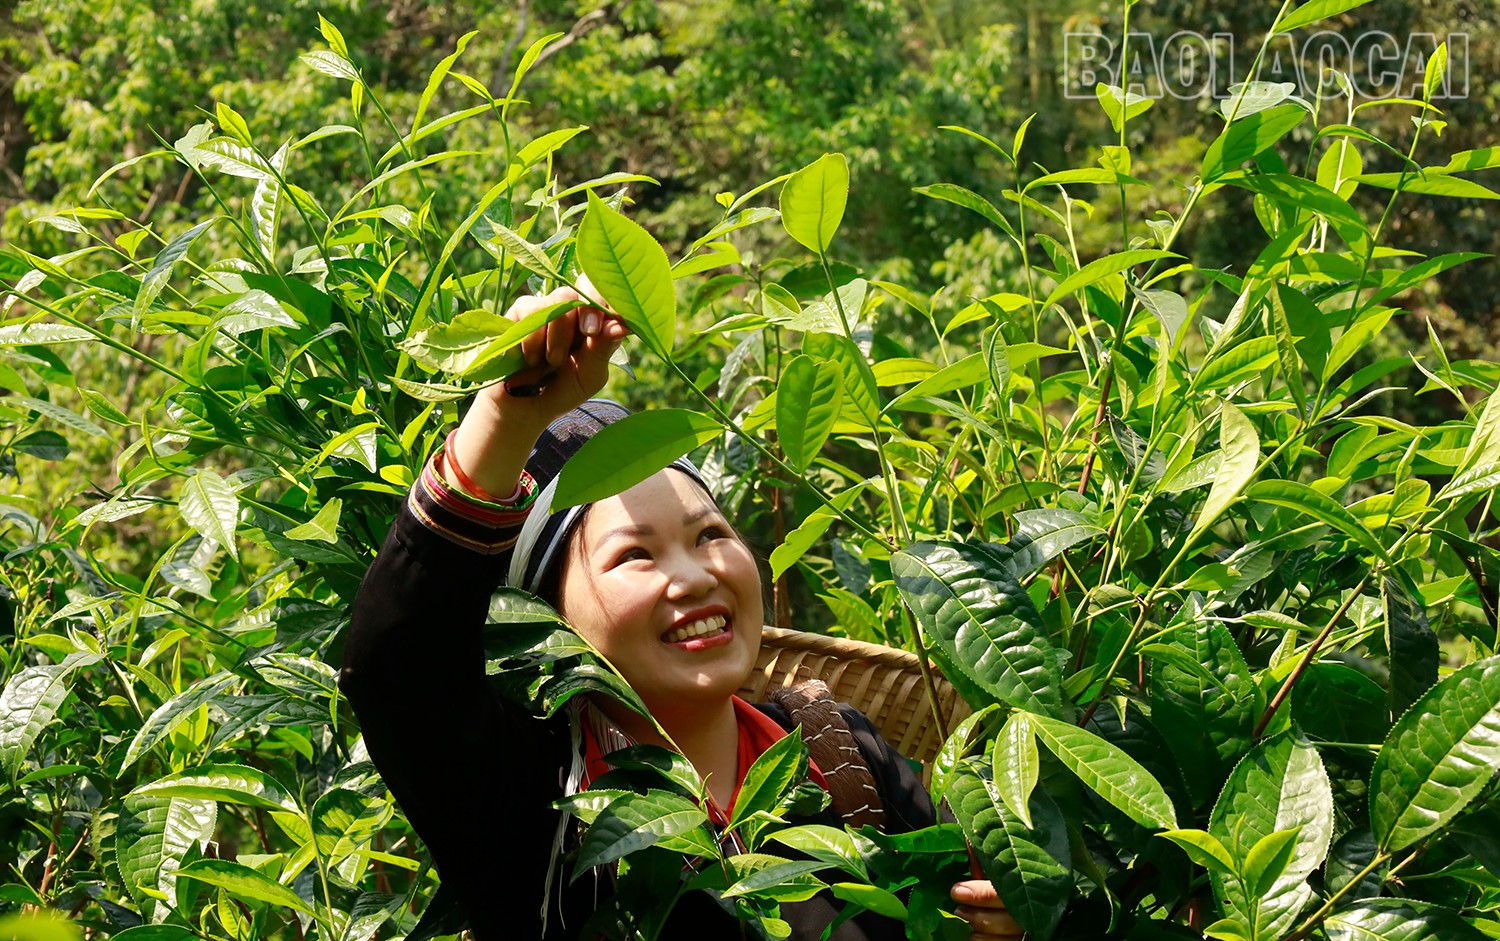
579, 696, 827, 824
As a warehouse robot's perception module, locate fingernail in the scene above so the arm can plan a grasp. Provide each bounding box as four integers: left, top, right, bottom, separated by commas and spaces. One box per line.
952, 884, 977, 903
583, 310, 600, 336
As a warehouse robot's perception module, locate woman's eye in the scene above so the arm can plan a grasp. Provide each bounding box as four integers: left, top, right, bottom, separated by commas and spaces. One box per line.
698, 526, 728, 544
617, 547, 650, 564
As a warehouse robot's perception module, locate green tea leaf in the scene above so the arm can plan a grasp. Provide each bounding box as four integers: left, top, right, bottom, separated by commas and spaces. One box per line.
77, 389, 128, 425
1453, 379, 1500, 479
1096, 84, 1154, 133
132, 764, 300, 814
729, 727, 808, 832
283, 498, 343, 544
116, 793, 216, 913
721, 860, 829, 901
886, 353, 987, 410
914, 184, 1016, 239
1370, 655, 1500, 853
9, 395, 106, 438
984, 325, 1011, 394
1195, 336, 1279, 392
767, 825, 868, 880
413, 31, 477, 134
484, 220, 564, 284
992, 712, 1038, 828
1383, 576, 1437, 713
554, 409, 721, 509
577, 189, 676, 353
776, 355, 843, 473
801, 332, 881, 430
1028, 713, 1178, 830
1157, 829, 1235, 874
1276, 0, 1377, 34
0, 324, 93, 345
1209, 732, 1333, 940
1010, 509, 1106, 570
1424, 41, 1449, 102
829, 882, 906, 919
178, 470, 239, 560
780, 153, 849, 253
1243, 479, 1389, 562
1043, 249, 1177, 312
1201, 105, 1308, 182
1325, 900, 1486, 941
1243, 827, 1302, 898
768, 484, 865, 580
1227, 175, 1367, 253
1132, 285, 1190, 350
1357, 171, 1500, 200
1292, 663, 1387, 743
1194, 402, 1259, 536
573, 790, 709, 879
175, 859, 314, 913
1220, 81, 1303, 120
948, 756, 1071, 940
301, 49, 359, 82
893, 541, 1064, 717
122, 672, 236, 769
0, 652, 104, 776
1024, 167, 1142, 190
1150, 619, 1261, 805
930, 703, 1000, 809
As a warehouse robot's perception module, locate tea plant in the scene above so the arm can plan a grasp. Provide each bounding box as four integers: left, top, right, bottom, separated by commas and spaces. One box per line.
3, 1, 1500, 939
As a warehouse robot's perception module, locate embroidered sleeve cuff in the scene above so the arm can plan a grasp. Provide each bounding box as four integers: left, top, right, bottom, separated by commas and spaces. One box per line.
405, 450, 537, 555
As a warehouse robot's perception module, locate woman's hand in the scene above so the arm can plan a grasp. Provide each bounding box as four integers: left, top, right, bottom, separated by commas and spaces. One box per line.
484, 275, 629, 421
445, 277, 629, 497
951, 879, 1024, 940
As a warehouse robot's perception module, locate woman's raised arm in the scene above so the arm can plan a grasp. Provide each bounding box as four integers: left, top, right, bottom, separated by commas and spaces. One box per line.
338, 284, 624, 939
443, 277, 629, 497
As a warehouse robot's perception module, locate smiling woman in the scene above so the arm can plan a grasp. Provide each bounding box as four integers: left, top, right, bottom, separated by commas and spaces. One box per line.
338, 284, 1020, 940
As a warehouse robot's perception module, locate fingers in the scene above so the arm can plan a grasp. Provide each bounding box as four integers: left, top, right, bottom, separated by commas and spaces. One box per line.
544, 307, 574, 367
952, 879, 1002, 907
951, 880, 1022, 940
508, 294, 549, 371
955, 906, 1023, 939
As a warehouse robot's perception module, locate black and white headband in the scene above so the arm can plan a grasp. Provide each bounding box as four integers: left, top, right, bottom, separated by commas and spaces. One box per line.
504, 399, 707, 594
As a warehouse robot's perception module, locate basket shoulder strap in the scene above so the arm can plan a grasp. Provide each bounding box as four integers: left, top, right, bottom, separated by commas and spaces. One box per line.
767, 680, 886, 830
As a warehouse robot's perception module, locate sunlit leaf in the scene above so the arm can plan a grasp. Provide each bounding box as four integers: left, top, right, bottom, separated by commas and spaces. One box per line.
178, 469, 239, 560
780, 153, 848, 254
175, 859, 314, 913
776, 355, 843, 472
893, 541, 1064, 717
1209, 732, 1333, 939
1370, 656, 1500, 853
1029, 713, 1178, 830
553, 409, 721, 509
577, 190, 676, 353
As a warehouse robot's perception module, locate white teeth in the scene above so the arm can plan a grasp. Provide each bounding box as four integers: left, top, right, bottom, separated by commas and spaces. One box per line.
663, 615, 728, 644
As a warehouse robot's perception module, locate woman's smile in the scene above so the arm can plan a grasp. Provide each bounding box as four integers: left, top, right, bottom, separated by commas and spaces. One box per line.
556, 469, 764, 718
661, 607, 733, 647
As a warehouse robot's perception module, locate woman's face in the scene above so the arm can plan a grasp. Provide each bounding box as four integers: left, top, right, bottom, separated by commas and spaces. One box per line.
556, 469, 764, 720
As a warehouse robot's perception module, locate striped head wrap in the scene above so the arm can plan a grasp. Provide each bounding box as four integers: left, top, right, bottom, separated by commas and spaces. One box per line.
505, 399, 706, 594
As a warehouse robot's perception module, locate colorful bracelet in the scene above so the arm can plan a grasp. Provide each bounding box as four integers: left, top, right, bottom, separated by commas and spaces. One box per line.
441, 428, 521, 504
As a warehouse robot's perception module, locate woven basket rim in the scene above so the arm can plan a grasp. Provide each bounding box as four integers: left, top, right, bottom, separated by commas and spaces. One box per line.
756, 626, 926, 669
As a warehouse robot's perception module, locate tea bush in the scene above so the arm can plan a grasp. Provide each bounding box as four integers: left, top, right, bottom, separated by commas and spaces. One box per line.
2, 2, 1499, 939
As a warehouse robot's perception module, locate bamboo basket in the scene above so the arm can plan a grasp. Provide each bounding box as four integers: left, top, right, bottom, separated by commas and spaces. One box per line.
738, 627, 972, 773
